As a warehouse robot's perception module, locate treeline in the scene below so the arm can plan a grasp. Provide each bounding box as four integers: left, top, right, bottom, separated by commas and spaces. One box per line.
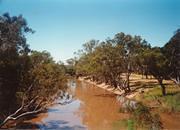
70, 30, 180, 96
0, 13, 67, 126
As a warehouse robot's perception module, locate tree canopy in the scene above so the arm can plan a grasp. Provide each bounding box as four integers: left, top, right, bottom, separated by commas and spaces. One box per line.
75, 30, 179, 96
0, 13, 67, 123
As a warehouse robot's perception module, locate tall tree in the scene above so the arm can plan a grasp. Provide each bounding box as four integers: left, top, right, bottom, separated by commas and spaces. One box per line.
0, 13, 33, 113
163, 29, 180, 85
28, 51, 67, 99
113, 33, 150, 92
143, 48, 168, 95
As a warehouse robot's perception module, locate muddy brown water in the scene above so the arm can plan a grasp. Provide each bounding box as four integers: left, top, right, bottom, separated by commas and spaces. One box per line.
18, 79, 180, 130
20, 79, 128, 130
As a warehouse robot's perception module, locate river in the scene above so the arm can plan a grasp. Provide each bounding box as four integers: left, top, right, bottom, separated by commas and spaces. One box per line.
18, 79, 129, 130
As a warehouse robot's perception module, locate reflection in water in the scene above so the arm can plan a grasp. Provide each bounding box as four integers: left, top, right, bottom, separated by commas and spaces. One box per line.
25, 79, 128, 130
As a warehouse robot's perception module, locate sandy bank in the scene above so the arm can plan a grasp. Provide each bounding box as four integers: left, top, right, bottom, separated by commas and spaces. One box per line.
78, 74, 174, 99
78, 77, 138, 99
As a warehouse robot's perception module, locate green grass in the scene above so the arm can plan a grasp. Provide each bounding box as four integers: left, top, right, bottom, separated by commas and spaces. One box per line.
135, 85, 180, 112
112, 119, 128, 130
144, 85, 179, 97
112, 119, 136, 130
117, 84, 180, 130
162, 93, 180, 112
117, 103, 162, 130
127, 119, 135, 130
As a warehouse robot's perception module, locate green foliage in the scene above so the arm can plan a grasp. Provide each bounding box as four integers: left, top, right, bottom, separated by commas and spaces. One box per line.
75, 33, 150, 92
119, 100, 162, 130
0, 13, 67, 117
65, 58, 76, 76
27, 51, 67, 101
131, 103, 162, 130
143, 48, 168, 77
127, 119, 135, 130
113, 119, 136, 130
0, 13, 33, 113
163, 29, 180, 85
132, 103, 150, 123
140, 48, 169, 95
75, 29, 179, 96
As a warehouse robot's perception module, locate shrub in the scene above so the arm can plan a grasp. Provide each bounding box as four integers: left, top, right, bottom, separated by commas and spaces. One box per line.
120, 102, 162, 130
163, 93, 180, 112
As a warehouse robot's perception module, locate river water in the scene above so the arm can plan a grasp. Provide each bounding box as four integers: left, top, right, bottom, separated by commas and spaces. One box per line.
20, 79, 129, 130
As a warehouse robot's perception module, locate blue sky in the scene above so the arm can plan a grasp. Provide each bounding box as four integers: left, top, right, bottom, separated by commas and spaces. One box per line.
0, 0, 179, 62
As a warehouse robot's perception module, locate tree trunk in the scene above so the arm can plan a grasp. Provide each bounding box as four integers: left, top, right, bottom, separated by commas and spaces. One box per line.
126, 72, 131, 92
141, 69, 144, 79
145, 72, 148, 79
112, 80, 117, 88
144, 66, 148, 79
158, 79, 166, 96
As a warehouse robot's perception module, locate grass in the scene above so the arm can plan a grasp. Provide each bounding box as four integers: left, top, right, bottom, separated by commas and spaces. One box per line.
112, 119, 136, 130
127, 119, 135, 130
117, 102, 162, 130
117, 75, 180, 129
132, 103, 162, 130
135, 85, 180, 112
162, 93, 180, 112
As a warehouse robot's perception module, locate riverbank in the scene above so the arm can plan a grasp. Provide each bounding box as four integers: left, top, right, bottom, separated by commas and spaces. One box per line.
78, 74, 169, 99
78, 75, 180, 129
78, 77, 124, 95
78, 74, 176, 98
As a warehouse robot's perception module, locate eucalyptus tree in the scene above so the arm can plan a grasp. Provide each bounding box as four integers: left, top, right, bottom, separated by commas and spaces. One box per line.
29, 51, 67, 99
0, 13, 69, 127
113, 33, 150, 92
82, 39, 99, 54
141, 47, 168, 95
75, 29, 179, 96
0, 13, 33, 114
75, 40, 99, 77
75, 33, 152, 93
66, 58, 77, 76
93, 41, 124, 87
163, 29, 180, 85
76, 37, 128, 92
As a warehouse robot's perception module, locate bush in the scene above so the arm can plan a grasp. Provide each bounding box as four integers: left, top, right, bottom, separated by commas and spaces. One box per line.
163, 93, 180, 112
121, 102, 162, 130
133, 103, 162, 129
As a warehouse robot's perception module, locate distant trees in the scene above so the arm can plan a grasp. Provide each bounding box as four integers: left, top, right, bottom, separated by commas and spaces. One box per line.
75, 29, 180, 96
66, 58, 77, 76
